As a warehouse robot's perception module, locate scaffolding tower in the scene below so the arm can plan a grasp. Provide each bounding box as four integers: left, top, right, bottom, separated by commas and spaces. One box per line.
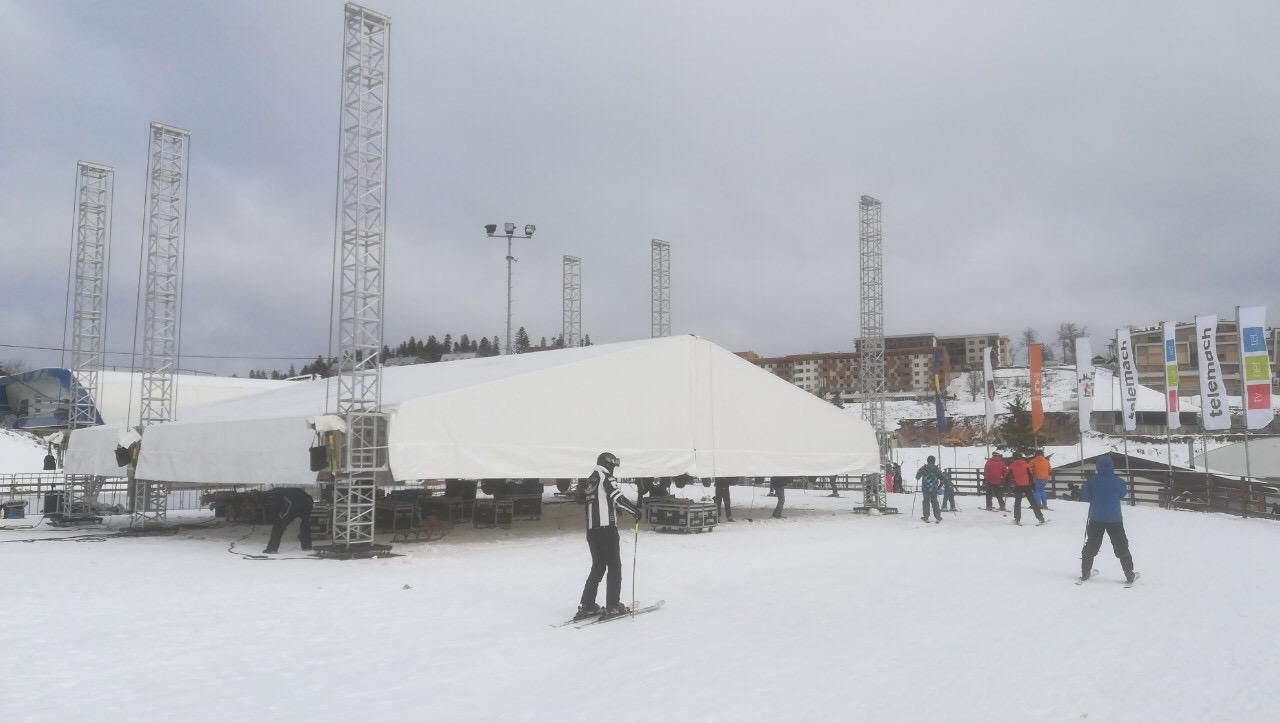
650, 239, 670, 338
562, 255, 581, 347
133, 123, 191, 527
328, 2, 391, 553
60, 161, 114, 521
853, 195, 896, 514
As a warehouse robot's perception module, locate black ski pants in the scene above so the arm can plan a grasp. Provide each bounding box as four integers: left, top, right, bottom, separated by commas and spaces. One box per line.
985, 482, 1006, 510
1081, 520, 1134, 577
265, 488, 313, 553
921, 491, 941, 521
1012, 486, 1044, 523
772, 483, 785, 517
581, 525, 623, 607
714, 481, 732, 520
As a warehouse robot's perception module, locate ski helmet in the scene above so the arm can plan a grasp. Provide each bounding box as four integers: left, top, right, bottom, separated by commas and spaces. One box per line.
597, 452, 620, 470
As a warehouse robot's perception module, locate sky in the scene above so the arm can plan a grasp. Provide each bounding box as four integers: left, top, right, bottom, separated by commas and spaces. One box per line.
1, 0, 1278, 376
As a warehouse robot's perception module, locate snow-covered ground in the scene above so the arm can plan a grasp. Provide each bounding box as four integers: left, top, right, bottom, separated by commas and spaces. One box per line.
0, 429, 48, 473
2, 484, 1277, 722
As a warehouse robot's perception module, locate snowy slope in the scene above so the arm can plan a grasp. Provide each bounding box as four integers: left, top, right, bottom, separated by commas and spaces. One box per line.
0, 428, 48, 473
1, 488, 1276, 722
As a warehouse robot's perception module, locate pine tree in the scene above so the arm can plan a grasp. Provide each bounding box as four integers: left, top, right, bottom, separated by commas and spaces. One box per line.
478, 337, 491, 356
539, 336, 547, 349
443, 334, 452, 355
515, 327, 531, 353
459, 334, 470, 353
995, 394, 1036, 456
425, 335, 440, 362
583, 334, 592, 346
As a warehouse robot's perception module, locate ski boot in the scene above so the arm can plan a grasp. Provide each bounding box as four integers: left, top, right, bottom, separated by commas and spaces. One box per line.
573, 603, 602, 621
601, 603, 631, 620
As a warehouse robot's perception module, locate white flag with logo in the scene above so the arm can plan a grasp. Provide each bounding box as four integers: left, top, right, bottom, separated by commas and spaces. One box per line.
1116, 328, 1139, 433
1163, 321, 1180, 430
1194, 315, 1231, 431
1236, 306, 1274, 431
1075, 337, 1093, 434
982, 346, 996, 432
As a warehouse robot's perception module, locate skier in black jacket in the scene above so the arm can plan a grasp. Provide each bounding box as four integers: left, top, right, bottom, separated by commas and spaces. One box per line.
576, 452, 642, 620
263, 487, 314, 554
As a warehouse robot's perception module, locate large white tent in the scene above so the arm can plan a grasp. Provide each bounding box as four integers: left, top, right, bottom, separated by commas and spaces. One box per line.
66, 336, 879, 485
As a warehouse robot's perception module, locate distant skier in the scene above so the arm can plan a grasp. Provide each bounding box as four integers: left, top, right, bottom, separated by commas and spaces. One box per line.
263, 487, 314, 554
1030, 449, 1052, 509
1079, 454, 1137, 584
43, 446, 57, 471
892, 462, 904, 493
576, 452, 642, 621
827, 476, 841, 498
983, 452, 1008, 511
915, 456, 943, 523
714, 477, 735, 522
940, 469, 957, 512
1007, 453, 1045, 525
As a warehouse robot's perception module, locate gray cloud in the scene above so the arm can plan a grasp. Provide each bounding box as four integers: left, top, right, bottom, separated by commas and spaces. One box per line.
1, 0, 1277, 376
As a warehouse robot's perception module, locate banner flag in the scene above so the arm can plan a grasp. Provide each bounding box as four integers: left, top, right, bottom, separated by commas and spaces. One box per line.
1163, 321, 1180, 430
982, 346, 996, 432
1116, 329, 1139, 432
1194, 315, 1230, 431
1236, 306, 1274, 430
1075, 337, 1093, 434
1030, 343, 1044, 433
932, 351, 947, 434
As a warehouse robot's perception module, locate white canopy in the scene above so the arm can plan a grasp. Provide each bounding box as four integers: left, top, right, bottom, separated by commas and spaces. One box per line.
1192, 437, 1280, 480
75, 336, 878, 485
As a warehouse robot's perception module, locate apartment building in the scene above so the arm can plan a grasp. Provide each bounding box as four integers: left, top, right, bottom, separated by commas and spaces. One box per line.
738, 347, 952, 401
1129, 321, 1278, 397
937, 333, 1013, 370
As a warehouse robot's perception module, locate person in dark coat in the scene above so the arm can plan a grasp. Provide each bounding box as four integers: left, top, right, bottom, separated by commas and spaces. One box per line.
577, 452, 642, 620
263, 487, 314, 554
714, 477, 736, 522
770, 476, 788, 518
915, 456, 944, 523
1079, 455, 1137, 583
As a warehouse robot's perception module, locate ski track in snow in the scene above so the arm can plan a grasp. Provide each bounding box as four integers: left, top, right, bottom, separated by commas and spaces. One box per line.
1, 485, 1276, 723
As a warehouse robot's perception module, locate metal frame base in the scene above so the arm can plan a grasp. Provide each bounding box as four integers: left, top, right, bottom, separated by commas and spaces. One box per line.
313, 542, 396, 560
852, 506, 900, 515
47, 513, 104, 527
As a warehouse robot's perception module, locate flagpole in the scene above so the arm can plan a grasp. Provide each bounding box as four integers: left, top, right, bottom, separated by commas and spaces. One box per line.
1162, 321, 1174, 496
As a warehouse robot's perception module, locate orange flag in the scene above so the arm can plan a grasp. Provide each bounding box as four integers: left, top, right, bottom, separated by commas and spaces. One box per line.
1030, 343, 1044, 433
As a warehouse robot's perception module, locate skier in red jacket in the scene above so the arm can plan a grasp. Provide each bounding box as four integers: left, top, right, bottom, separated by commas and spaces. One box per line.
983, 452, 1008, 511
1007, 453, 1045, 525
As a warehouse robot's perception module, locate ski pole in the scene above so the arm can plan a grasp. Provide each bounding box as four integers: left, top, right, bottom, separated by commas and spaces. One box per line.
631, 519, 640, 616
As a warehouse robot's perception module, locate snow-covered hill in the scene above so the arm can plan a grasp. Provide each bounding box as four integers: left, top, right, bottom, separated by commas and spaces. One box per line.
1, 489, 1275, 722
0, 428, 49, 473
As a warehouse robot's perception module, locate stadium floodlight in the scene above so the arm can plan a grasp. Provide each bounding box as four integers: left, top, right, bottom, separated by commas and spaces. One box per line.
483, 221, 539, 355
485, 224, 497, 236
504, 222, 516, 235
524, 224, 536, 236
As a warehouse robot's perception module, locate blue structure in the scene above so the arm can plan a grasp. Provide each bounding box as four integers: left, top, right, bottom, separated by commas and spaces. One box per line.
0, 368, 103, 430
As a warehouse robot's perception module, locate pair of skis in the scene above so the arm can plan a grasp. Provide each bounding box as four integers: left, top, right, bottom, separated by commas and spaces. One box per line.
552, 600, 666, 629
1075, 569, 1141, 588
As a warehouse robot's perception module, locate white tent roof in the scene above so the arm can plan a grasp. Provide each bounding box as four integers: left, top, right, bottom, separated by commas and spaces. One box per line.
93, 371, 293, 424
1191, 437, 1280, 480
69, 336, 879, 484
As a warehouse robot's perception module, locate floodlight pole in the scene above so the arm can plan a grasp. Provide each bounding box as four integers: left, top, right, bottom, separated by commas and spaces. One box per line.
484, 223, 536, 354
562, 255, 582, 347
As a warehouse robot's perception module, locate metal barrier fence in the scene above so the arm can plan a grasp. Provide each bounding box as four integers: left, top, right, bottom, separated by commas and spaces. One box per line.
0, 473, 213, 517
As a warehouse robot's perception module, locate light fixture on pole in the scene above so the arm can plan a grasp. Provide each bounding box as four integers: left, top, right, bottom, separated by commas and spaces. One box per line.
484, 221, 536, 354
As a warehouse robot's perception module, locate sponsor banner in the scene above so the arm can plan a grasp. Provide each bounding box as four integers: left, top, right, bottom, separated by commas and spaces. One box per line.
983, 346, 996, 432
1237, 306, 1274, 430
932, 351, 947, 434
1030, 343, 1044, 433
1163, 321, 1180, 430
1075, 337, 1093, 434
1195, 315, 1231, 431
1116, 329, 1139, 432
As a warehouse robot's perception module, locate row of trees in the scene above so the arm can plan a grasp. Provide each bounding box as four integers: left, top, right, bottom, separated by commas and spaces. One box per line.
243, 328, 593, 379
1017, 322, 1090, 364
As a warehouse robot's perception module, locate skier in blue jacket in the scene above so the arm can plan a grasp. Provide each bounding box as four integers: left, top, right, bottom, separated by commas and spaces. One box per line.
1079, 454, 1137, 583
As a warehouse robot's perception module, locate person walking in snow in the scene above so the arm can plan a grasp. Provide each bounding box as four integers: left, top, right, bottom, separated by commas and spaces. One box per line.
1079, 454, 1137, 584
1007, 453, 1045, 525
770, 476, 788, 518
940, 469, 957, 511
1030, 449, 1052, 509
576, 452, 642, 620
263, 487, 314, 554
983, 452, 1008, 511
714, 476, 736, 522
915, 456, 944, 523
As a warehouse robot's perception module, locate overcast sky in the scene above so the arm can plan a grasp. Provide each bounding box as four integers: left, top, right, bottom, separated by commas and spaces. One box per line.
2, 0, 1277, 375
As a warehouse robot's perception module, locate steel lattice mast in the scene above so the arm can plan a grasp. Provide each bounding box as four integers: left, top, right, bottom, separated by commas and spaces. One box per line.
330, 2, 390, 551
61, 161, 114, 520
650, 239, 670, 338
133, 123, 191, 527
854, 195, 895, 514
562, 255, 582, 347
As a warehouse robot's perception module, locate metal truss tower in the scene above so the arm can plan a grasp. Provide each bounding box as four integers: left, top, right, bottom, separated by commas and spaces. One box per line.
61, 161, 114, 520
133, 123, 191, 527
853, 195, 896, 514
330, 2, 391, 552
650, 239, 671, 338
562, 255, 582, 348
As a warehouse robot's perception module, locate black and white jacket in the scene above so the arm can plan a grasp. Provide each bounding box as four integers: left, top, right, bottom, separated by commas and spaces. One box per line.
584, 465, 640, 530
